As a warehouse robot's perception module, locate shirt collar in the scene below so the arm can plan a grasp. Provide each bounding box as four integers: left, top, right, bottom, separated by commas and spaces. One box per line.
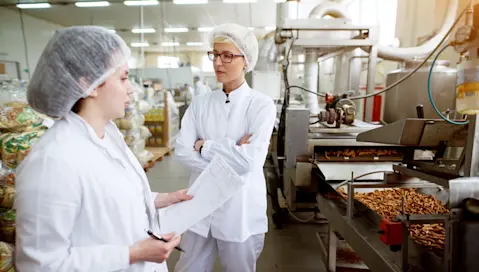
64, 111, 118, 148
221, 81, 251, 103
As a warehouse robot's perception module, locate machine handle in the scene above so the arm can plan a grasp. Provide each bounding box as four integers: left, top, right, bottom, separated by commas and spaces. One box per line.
416, 105, 425, 119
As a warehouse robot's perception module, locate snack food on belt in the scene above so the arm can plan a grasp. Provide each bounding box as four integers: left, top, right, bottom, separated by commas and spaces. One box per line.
324, 148, 400, 160
338, 188, 449, 250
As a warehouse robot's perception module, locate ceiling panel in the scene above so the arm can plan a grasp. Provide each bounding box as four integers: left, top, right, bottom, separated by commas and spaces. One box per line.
3, 0, 279, 52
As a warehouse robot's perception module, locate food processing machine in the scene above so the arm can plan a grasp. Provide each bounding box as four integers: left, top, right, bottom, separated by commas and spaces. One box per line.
266, 0, 479, 271
311, 1, 479, 272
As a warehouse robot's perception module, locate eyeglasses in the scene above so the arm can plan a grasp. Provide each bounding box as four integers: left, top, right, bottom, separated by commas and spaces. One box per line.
207, 51, 244, 63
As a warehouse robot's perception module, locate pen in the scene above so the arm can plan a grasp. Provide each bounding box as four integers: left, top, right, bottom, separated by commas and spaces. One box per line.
146, 230, 185, 253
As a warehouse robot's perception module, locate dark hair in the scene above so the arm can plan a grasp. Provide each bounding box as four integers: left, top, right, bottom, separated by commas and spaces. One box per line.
71, 81, 106, 113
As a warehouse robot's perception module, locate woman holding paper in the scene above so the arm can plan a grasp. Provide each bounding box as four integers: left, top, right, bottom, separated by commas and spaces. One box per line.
175, 23, 276, 272
15, 26, 191, 272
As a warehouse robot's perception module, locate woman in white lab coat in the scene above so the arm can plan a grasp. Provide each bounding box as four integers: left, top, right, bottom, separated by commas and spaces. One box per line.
14, 26, 191, 272
174, 24, 276, 272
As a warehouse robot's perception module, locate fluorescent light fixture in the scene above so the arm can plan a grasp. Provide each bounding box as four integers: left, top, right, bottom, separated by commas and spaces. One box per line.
223, 0, 257, 3
75, 1, 110, 7
124, 0, 159, 6
248, 27, 255, 30
186, 42, 204, 46
274, 0, 286, 2
162, 42, 180, 47
164, 28, 189, 33
131, 42, 150, 47
198, 27, 213, 32
265, 26, 276, 31
174, 0, 208, 4
16, 3, 51, 9
132, 28, 156, 33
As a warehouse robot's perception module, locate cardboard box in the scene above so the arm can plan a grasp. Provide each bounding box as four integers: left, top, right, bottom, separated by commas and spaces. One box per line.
0, 63, 5, 74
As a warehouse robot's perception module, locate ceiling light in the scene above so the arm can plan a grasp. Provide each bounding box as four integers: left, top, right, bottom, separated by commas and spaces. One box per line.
198, 27, 213, 32
173, 0, 208, 4
265, 26, 276, 31
164, 28, 189, 33
124, 0, 159, 6
131, 42, 150, 47
186, 42, 204, 46
223, 0, 257, 3
248, 27, 255, 30
132, 28, 156, 33
16, 3, 51, 9
162, 42, 180, 47
75, 1, 110, 7
274, 0, 286, 2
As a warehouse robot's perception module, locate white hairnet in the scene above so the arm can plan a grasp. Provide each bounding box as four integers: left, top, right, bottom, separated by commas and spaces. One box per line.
27, 26, 131, 118
209, 24, 259, 72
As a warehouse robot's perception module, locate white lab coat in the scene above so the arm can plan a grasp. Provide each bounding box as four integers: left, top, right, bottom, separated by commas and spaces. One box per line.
15, 112, 167, 272
193, 81, 209, 97
166, 91, 179, 119
175, 81, 276, 243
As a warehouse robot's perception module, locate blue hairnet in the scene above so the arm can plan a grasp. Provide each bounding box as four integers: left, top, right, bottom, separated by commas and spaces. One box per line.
27, 26, 131, 118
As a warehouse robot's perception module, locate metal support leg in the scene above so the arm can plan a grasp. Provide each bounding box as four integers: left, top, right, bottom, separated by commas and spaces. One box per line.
327, 226, 337, 272
364, 46, 378, 122
465, 115, 479, 177
401, 223, 409, 272
347, 179, 354, 220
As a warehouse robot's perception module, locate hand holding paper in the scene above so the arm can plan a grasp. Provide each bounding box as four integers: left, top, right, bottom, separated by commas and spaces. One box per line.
159, 155, 245, 236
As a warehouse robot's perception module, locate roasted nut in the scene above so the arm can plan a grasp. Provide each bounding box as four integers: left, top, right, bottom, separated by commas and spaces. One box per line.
338, 188, 448, 251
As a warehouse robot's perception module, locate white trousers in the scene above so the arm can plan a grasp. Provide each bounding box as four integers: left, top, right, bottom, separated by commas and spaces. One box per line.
174, 231, 265, 272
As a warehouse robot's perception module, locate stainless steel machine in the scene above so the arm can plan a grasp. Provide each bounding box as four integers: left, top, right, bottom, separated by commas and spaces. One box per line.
269, 0, 384, 227
268, 0, 479, 271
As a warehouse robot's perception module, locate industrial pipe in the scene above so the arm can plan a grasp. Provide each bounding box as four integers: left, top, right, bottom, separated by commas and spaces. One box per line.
304, 49, 320, 114
373, 0, 458, 61
308, 1, 350, 19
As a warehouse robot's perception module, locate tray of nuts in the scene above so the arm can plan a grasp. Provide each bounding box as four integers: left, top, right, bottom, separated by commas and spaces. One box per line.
336, 187, 449, 254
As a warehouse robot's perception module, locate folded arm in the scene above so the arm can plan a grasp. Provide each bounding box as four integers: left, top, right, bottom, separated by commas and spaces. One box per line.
15, 155, 130, 272
200, 100, 276, 176
175, 100, 210, 172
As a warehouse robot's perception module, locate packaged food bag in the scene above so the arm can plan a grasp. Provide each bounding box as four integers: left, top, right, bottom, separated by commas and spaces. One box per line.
0, 102, 43, 132
0, 242, 15, 272
0, 209, 15, 244
0, 129, 46, 169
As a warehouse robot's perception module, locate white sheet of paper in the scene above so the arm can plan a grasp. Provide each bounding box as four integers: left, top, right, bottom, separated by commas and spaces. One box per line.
158, 155, 245, 235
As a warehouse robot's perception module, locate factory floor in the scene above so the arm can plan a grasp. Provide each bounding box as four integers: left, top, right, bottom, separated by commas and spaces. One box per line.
147, 155, 326, 272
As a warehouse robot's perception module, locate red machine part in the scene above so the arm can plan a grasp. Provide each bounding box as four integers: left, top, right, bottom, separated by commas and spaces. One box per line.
379, 219, 403, 246
325, 93, 335, 104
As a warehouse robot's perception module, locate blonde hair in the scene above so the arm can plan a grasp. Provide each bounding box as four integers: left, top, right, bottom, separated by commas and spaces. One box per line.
213, 36, 232, 44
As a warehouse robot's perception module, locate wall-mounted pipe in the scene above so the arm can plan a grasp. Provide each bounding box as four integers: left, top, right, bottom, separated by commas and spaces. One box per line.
373, 0, 458, 61
308, 1, 350, 19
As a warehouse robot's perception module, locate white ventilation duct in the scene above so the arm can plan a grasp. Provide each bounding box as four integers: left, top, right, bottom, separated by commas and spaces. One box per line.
308, 1, 350, 18
374, 0, 458, 61
308, 0, 459, 61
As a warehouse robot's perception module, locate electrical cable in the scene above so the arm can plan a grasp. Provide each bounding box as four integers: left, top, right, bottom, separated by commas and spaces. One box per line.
348, 0, 472, 100
427, 45, 469, 125
334, 170, 395, 189
285, 204, 318, 223
287, 85, 327, 97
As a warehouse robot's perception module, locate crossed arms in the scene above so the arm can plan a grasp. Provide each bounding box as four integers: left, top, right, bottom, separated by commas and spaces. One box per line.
175, 99, 276, 176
